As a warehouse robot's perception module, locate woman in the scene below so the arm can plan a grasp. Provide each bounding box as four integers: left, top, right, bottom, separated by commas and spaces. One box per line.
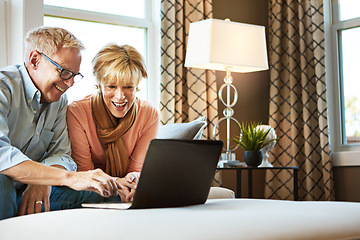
66, 44, 159, 201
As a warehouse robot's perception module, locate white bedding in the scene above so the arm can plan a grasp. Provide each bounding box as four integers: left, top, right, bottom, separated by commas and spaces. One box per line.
1, 198, 360, 240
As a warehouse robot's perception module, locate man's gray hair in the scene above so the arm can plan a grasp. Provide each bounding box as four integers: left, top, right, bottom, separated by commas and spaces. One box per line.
24, 26, 85, 63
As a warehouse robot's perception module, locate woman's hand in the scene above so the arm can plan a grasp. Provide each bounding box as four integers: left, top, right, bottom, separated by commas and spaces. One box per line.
117, 172, 140, 202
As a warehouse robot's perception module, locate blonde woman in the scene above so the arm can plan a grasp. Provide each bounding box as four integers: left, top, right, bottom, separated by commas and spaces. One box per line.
67, 44, 159, 202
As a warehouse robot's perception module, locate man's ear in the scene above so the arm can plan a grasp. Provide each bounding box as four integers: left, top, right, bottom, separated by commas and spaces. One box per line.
28, 50, 41, 70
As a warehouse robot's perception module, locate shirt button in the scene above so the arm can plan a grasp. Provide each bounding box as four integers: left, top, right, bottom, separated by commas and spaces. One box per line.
33, 110, 37, 114
36, 132, 39, 135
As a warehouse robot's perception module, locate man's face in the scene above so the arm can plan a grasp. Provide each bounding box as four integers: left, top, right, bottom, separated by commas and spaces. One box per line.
31, 48, 82, 103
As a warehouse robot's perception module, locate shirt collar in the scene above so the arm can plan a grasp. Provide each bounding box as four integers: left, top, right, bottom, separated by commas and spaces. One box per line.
19, 63, 41, 105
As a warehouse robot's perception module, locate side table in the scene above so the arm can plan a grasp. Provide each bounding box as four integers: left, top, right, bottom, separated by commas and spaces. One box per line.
216, 166, 299, 201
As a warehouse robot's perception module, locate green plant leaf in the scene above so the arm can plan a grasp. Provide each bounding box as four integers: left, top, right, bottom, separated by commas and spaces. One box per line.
231, 122, 277, 151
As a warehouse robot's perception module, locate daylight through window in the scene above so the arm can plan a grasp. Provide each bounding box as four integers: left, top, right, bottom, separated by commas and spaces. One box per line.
43, 0, 153, 104
333, 0, 360, 145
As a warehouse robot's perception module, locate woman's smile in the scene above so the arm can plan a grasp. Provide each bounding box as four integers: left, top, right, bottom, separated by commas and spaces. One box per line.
112, 100, 128, 110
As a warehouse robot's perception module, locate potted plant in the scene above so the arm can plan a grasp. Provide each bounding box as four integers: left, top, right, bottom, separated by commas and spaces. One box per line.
232, 122, 277, 167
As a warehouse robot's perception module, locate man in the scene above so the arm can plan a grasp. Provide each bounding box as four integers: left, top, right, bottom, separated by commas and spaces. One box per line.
0, 26, 122, 220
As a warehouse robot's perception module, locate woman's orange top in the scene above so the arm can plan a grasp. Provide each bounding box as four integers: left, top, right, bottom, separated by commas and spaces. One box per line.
66, 95, 159, 173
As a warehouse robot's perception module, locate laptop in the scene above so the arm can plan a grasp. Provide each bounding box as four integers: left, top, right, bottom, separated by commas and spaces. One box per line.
82, 139, 223, 210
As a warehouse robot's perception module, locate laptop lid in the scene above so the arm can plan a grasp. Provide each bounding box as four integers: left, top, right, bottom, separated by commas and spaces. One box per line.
129, 139, 223, 209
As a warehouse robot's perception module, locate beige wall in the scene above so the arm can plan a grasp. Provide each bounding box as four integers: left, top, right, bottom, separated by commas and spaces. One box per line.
212, 0, 269, 198
212, 0, 360, 202
334, 167, 360, 202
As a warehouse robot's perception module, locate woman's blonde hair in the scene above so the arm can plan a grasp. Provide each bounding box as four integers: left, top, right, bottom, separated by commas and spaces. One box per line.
24, 26, 85, 63
92, 44, 147, 89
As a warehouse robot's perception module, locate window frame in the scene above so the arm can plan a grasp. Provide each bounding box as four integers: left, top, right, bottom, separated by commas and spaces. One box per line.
325, 0, 360, 166
43, 1, 161, 108
0, 0, 160, 109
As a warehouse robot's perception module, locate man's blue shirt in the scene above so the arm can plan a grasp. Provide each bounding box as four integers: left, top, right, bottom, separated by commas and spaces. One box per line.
0, 64, 76, 172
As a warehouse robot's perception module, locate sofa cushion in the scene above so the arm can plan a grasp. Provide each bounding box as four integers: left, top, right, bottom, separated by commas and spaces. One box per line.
207, 187, 235, 199
157, 116, 207, 140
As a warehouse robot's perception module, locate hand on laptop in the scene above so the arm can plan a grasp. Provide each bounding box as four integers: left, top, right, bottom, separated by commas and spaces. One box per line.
67, 169, 122, 198
117, 172, 140, 202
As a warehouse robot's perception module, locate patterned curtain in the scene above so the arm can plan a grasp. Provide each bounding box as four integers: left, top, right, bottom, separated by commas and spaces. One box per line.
160, 0, 218, 139
266, 0, 334, 201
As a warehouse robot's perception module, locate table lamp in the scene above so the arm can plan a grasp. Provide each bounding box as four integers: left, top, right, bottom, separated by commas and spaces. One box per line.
185, 18, 268, 166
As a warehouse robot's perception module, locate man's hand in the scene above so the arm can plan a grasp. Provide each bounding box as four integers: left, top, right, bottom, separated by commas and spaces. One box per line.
1, 162, 123, 199
67, 169, 123, 197
117, 172, 140, 202
18, 184, 51, 216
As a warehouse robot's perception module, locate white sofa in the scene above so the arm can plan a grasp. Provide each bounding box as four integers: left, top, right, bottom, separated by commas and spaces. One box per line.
1, 118, 359, 239
1, 198, 360, 240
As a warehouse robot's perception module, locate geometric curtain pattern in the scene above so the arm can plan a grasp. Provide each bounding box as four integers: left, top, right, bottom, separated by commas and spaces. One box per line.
266, 0, 334, 201
160, 0, 218, 139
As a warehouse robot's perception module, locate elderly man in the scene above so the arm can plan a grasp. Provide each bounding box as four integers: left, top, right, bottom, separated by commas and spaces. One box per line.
0, 26, 122, 220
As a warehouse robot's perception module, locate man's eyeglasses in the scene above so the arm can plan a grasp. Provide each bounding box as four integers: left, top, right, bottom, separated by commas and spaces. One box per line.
37, 51, 84, 83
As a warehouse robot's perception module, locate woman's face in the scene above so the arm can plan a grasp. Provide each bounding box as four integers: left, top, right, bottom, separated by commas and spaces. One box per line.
100, 81, 136, 118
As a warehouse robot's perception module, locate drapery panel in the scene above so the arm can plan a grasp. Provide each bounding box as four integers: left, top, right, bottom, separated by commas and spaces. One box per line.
266, 0, 334, 201
160, 0, 218, 139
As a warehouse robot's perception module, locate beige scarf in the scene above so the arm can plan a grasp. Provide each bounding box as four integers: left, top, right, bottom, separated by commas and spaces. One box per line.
92, 91, 138, 177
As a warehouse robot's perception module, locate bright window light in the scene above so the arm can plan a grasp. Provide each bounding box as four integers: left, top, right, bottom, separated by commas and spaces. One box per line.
44, 0, 145, 18
44, 16, 148, 104
339, 0, 360, 21
340, 27, 360, 143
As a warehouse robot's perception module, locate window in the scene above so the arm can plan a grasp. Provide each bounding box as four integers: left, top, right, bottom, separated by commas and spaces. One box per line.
339, 26, 360, 144
329, 0, 360, 146
43, 0, 160, 106
326, 0, 360, 165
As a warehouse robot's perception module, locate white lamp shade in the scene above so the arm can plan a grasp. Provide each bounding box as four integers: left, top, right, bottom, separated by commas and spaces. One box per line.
185, 19, 269, 73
